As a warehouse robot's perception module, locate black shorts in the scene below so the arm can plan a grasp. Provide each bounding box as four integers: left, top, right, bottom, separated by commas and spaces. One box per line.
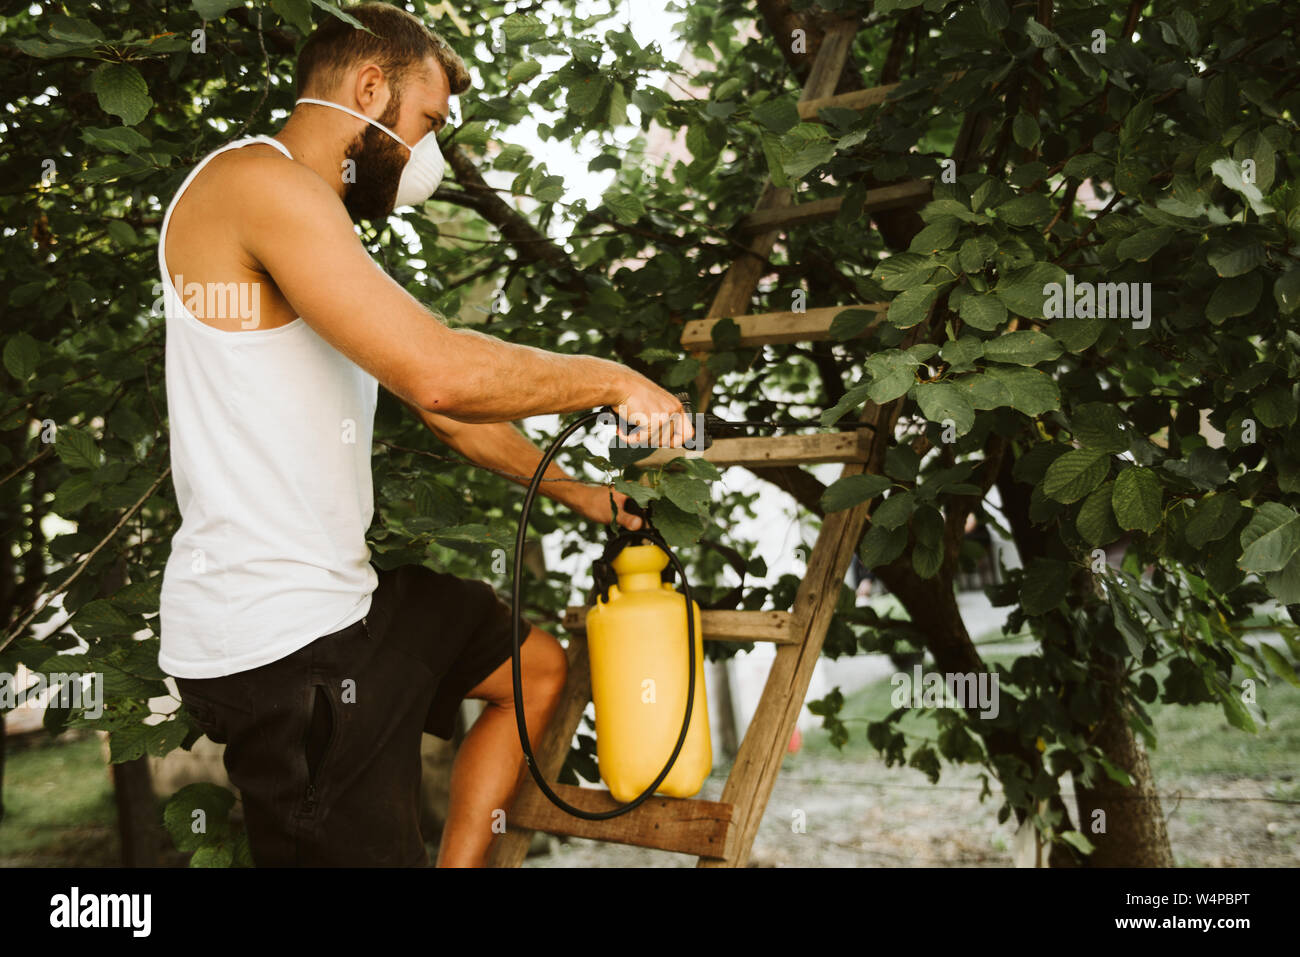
171, 562, 531, 867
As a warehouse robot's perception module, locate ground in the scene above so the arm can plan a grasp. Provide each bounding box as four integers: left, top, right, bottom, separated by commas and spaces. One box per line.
3, 650, 1296, 867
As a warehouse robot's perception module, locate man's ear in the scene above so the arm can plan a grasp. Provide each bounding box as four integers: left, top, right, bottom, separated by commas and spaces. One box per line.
351, 62, 391, 114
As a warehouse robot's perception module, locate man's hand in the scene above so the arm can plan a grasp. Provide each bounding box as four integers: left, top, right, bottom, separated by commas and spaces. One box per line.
610, 372, 694, 449
574, 485, 645, 530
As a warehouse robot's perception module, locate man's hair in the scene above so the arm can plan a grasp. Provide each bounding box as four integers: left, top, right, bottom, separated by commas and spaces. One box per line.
296, 2, 471, 98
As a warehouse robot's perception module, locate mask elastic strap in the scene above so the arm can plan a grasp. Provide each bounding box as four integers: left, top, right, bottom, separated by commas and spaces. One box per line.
294, 97, 409, 150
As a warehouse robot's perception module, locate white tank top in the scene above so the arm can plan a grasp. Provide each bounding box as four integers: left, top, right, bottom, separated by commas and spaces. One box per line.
157, 134, 379, 679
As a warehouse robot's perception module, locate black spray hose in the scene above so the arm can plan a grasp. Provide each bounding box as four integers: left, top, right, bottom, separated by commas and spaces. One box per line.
510, 408, 698, 819
508, 398, 837, 818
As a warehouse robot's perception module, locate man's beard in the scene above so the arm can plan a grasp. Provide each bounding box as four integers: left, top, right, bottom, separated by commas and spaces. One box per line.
342, 97, 406, 222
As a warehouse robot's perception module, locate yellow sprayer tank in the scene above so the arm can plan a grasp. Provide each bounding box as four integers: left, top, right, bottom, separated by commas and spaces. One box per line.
585, 543, 712, 802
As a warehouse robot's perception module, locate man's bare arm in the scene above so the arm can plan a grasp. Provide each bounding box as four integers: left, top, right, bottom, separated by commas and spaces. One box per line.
235, 154, 689, 445
408, 403, 643, 529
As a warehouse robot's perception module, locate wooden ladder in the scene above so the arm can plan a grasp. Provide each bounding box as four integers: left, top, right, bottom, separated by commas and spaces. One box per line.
485, 16, 926, 868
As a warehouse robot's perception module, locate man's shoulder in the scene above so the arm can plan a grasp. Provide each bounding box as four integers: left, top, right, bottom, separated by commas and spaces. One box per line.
194, 141, 332, 205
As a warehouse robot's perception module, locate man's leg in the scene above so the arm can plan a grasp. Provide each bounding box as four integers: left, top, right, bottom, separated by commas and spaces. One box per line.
436, 624, 568, 867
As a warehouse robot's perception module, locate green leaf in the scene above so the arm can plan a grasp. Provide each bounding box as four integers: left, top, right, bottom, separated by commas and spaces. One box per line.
887, 284, 944, 328
953, 372, 1012, 411
1112, 467, 1162, 534
1043, 449, 1110, 504
567, 75, 608, 115
1048, 317, 1104, 353
659, 473, 710, 516
81, 125, 152, 155
958, 236, 997, 273
820, 382, 871, 426
1116, 226, 1174, 262
751, 98, 800, 135
995, 262, 1067, 319
1058, 830, 1096, 855
865, 351, 922, 403
1185, 494, 1244, 549
1206, 272, 1263, 323
821, 474, 892, 512
864, 486, 912, 530
1264, 553, 1300, 604
1252, 386, 1297, 429
874, 253, 937, 292
507, 60, 542, 85
91, 63, 153, 126
1108, 589, 1148, 657
4, 332, 40, 381
908, 219, 960, 255
1274, 269, 1300, 315
1217, 686, 1257, 733
602, 189, 644, 225
1238, 508, 1300, 574
1259, 643, 1300, 688
907, 504, 945, 578
994, 193, 1053, 227
982, 330, 1062, 366
958, 293, 1007, 331
49, 14, 105, 44
1210, 157, 1274, 217
1021, 558, 1069, 615
1201, 231, 1263, 276
164, 783, 235, 852
860, 522, 907, 569
649, 498, 705, 550
69, 599, 137, 638
915, 381, 975, 436
783, 141, 836, 180
270, 0, 313, 33
502, 12, 546, 43
1077, 482, 1122, 547
55, 428, 102, 470
829, 307, 884, 341
1069, 402, 1127, 452
1012, 112, 1040, 149
53, 474, 100, 514
984, 366, 1060, 416
940, 336, 983, 370
193, 0, 242, 19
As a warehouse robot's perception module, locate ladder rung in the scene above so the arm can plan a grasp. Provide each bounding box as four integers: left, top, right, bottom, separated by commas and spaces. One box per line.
736, 181, 930, 234
564, 607, 798, 644
636, 430, 871, 469
506, 781, 737, 859
681, 304, 887, 350
797, 71, 965, 122
798, 82, 900, 119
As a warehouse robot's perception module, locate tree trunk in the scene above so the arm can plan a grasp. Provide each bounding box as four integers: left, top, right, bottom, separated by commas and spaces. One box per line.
996, 454, 1173, 866
1071, 651, 1174, 866
710, 659, 740, 759
112, 757, 159, 866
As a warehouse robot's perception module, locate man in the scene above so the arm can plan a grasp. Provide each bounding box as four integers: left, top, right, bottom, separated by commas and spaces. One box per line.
157, 3, 692, 867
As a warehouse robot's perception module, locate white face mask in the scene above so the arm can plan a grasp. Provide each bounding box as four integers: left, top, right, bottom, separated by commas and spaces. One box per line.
296, 96, 446, 209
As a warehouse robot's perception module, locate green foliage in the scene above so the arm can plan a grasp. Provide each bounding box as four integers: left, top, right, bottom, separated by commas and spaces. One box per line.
4, 0, 1300, 867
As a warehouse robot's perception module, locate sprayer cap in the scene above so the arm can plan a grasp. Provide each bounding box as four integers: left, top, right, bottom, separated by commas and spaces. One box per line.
610, 542, 668, 576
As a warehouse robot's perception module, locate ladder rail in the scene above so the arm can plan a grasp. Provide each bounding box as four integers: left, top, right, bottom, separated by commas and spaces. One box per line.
482, 12, 939, 867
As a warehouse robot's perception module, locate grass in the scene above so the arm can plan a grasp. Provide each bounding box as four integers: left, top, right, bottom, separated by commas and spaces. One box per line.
799, 650, 1300, 790
4, 646, 1297, 865
0, 731, 120, 866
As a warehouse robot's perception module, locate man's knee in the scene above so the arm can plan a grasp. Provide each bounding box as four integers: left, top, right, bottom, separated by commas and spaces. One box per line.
525, 627, 568, 698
